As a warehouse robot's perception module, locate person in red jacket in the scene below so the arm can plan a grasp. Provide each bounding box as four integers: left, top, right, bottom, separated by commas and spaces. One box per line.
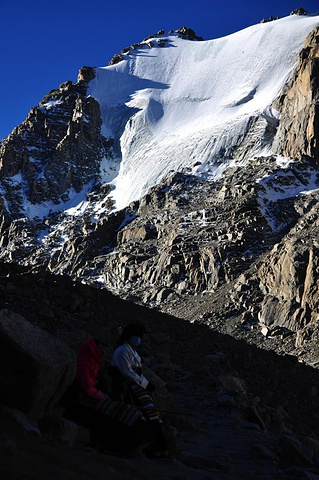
74, 335, 150, 455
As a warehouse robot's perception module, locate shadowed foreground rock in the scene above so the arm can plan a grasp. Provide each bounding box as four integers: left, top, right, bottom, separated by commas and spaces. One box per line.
0, 309, 76, 420
2, 265, 319, 479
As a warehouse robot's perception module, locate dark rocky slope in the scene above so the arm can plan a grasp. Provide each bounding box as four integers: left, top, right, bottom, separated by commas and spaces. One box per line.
2, 263, 319, 478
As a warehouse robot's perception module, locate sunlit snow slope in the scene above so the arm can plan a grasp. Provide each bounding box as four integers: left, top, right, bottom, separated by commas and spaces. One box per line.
89, 14, 319, 210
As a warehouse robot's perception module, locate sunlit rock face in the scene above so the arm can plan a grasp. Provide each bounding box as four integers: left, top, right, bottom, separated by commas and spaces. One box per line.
0, 73, 112, 212
273, 26, 319, 162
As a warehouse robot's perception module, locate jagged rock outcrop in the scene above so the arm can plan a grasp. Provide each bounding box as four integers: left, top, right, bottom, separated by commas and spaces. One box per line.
77, 66, 96, 83
8, 153, 294, 316
108, 27, 202, 65
255, 197, 319, 333
95, 168, 270, 299
290, 7, 308, 16
0, 68, 115, 258
35, 162, 270, 298
260, 16, 280, 24
273, 26, 319, 162
176, 27, 204, 41
0, 309, 76, 420
0, 74, 113, 210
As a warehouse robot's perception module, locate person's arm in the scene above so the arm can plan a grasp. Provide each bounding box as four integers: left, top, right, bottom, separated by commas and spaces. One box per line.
114, 346, 149, 389
76, 361, 109, 401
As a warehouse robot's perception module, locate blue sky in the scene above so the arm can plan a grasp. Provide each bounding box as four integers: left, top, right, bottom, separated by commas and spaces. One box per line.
0, 0, 318, 140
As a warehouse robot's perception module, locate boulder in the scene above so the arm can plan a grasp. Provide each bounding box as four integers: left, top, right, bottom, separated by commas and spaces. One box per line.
108, 54, 123, 66
39, 414, 91, 447
280, 434, 313, 466
216, 374, 246, 394
143, 365, 171, 410
0, 309, 76, 420
290, 7, 308, 15
77, 66, 96, 83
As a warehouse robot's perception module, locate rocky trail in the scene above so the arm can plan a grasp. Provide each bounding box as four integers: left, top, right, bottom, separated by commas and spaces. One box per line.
1, 262, 319, 479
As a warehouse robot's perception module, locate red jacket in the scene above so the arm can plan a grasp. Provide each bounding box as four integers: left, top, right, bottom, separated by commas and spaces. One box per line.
76, 337, 109, 401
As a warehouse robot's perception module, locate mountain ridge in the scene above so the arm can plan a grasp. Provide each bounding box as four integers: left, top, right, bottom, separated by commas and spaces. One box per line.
0, 13, 319, 366
2, 13, 319, 477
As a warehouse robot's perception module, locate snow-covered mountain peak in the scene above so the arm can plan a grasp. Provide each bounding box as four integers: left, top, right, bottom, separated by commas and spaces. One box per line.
0, 14, 318, 223
88, 14, 319, 210
2, 12, 319, 356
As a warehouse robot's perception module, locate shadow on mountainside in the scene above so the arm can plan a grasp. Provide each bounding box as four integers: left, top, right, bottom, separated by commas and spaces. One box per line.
1, 262, 319, 478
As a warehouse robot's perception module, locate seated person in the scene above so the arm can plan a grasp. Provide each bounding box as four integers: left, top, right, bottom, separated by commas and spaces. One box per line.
112, 323, 168, 457
70, 333, 150, 456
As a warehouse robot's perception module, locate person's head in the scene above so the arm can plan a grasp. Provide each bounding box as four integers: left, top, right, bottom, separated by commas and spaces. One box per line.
94, 327, 110, 350
117, 323, 146, 348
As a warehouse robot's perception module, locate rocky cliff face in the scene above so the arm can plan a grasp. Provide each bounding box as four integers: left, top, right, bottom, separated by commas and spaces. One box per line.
0, 65, 113, 213
1, 22, 319, 365
254, 193, 319, 346
0, 66, 115, 258
273, 26, 319, 161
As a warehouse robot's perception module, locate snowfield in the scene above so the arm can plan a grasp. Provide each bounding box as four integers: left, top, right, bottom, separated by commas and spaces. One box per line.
88, 14, 319, 210
4, 14, 319, 223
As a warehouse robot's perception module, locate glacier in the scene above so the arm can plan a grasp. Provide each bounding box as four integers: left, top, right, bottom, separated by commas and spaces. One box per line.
88, 14, 319, 211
